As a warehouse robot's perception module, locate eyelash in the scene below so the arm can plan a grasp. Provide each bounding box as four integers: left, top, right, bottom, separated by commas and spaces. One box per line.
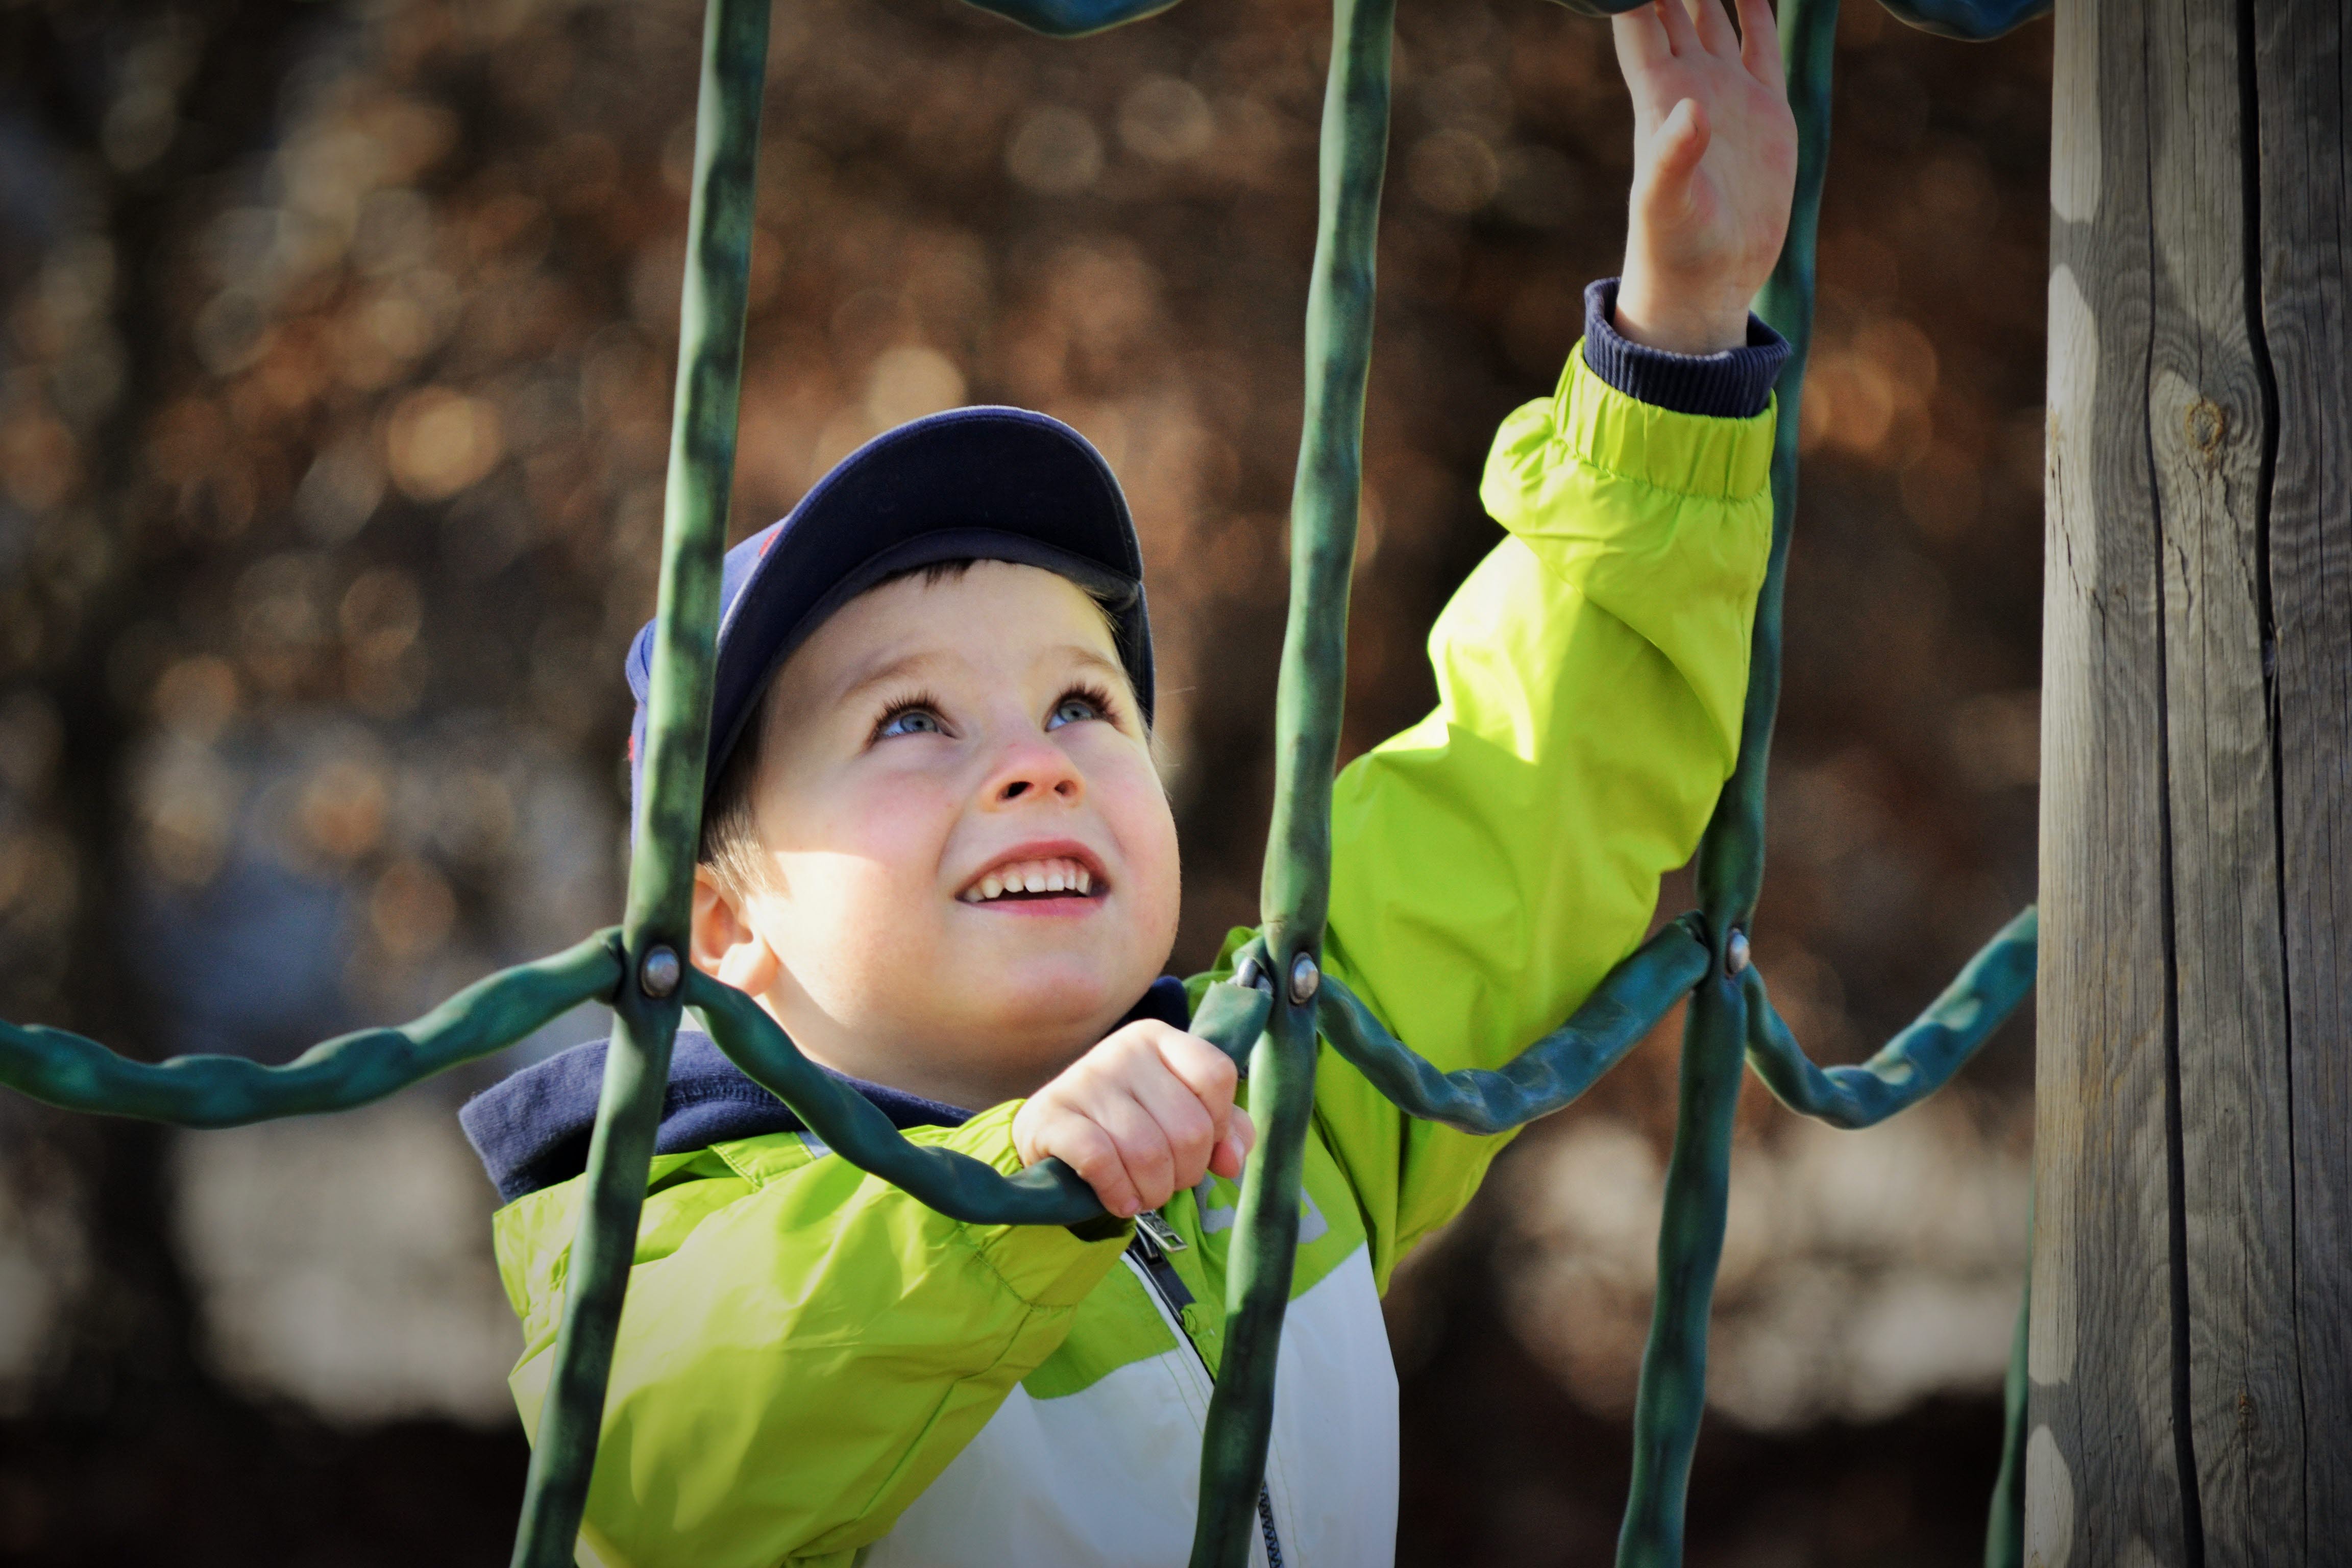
871, 689, 948, 743
869, 680, 1122, 743
1051, 681, 1120, 729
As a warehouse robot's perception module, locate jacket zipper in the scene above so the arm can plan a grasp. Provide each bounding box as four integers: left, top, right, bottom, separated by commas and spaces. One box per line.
1127, 1216, 1288, 1568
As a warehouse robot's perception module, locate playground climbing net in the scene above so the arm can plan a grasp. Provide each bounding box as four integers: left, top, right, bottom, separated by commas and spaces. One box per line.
0, 0, 2052, 1564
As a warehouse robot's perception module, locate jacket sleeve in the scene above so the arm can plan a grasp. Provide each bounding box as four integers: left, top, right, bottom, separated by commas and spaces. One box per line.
1309, 345, 1777, 1291
494, 1101, 1131, 1567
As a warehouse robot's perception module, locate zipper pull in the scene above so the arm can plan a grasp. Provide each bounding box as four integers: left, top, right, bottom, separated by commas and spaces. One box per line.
1135, 1208, 1188, 1254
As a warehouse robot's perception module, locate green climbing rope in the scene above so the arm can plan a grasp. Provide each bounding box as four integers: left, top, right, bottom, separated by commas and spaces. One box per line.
506, 0, 767, 1557
0, 0, 2060, 1564
0, 929, 618, 1123
1186, 0, 1394, 1556
1743, 906, 2039, 1129
1312, 919, 1713, 1135
685, 969, 1113, 1225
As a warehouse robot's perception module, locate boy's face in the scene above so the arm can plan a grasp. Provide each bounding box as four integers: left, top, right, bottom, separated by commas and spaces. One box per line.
690, 560, 1181, 1110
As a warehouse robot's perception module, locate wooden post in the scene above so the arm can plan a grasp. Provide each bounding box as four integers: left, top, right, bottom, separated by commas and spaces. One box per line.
2033, 0, 2351, 1561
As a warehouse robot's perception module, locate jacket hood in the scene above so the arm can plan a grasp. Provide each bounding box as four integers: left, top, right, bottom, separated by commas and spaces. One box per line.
460, 976, 1194, 1205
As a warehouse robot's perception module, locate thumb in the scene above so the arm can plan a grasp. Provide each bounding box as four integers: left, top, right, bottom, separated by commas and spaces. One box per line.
1649, 96, 1711, 193
1210, 1108, 1257, 1180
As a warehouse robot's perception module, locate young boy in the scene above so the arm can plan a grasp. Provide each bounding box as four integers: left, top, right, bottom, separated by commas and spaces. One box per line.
460, 3, 1796, 1562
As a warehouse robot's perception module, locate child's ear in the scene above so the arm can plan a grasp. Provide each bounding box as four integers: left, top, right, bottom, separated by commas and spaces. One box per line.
691, 866, 782, 996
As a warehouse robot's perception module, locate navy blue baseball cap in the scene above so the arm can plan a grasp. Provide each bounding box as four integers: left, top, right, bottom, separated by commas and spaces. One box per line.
625, 406, 1155, 817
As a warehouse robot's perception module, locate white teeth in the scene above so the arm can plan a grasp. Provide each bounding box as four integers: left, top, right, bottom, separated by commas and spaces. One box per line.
961, 856, 1101, 901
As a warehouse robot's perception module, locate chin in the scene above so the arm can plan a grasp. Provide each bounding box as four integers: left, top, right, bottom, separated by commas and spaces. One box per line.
968, 952, 1144, 1032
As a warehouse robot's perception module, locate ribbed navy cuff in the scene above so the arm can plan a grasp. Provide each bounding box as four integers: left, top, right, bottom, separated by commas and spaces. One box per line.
1580, 278, 1790, 420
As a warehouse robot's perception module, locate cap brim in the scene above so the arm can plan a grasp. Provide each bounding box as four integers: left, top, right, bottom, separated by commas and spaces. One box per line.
703, 406, 1154, 785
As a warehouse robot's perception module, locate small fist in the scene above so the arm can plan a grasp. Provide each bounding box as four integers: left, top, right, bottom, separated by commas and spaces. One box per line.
1012, 1021, 1256, 1219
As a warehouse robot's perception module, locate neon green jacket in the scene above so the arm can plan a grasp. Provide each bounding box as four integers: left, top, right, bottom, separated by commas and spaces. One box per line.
490, 350, 1776, 1567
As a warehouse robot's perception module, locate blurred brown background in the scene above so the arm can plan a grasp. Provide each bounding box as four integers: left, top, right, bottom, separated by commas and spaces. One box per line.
0, 0, 2048, 1561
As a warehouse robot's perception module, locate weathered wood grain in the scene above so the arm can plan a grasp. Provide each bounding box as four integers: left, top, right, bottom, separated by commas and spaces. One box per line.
2143, 0, 2307, 1558
2038, 0, 2350, 1557
2252, 0, 2352, 1545
2033, 0, 2197, 1558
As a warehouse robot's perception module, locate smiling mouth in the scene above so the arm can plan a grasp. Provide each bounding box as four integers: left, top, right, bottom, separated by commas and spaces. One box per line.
958, 856, 1101, 904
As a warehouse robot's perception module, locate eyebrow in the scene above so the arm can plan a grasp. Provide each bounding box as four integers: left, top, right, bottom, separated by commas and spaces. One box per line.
1056, 645, 1126, 682
831, 643, 1128, 712
834, 649, 953, 709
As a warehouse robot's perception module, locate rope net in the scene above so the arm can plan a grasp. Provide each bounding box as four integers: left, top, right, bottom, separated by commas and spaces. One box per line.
0, 0, 2050, 1563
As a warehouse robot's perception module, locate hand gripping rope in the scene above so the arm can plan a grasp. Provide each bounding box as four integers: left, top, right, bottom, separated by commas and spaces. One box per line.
0, 0, 2052, 1563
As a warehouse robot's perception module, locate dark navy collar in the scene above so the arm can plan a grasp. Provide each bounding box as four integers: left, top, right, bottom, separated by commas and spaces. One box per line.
459, 975, 1193, 1204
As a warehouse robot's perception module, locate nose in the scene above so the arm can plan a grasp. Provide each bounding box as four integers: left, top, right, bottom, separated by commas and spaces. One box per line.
981, 733, 1085, 810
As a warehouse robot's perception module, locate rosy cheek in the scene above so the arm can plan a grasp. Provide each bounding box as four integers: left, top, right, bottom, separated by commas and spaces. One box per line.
1093, 758, 1179, 890
771, 766, 952, 874
843, 775, 961, 873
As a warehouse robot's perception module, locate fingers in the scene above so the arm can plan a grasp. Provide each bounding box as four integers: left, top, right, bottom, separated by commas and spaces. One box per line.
1211, 1107, 1256, 1181
1735, 0, 1786, 90
1145, 1025, 1256, 1184
1126, 1055, 1218, 1193
1686, 0, 1737, 55
1611, 0, 1673, 76
1653, 0, 1700, 55
1095, 1085, 1181, 1212
1137, 1025, 1242, 1196
1152, 1028, 1239, 1126
1013, 1069, 1158, 1216
1019, 1022, 1250, 1218
1055, 1086, 1174, 1216
1042, 1113, 1143, 1219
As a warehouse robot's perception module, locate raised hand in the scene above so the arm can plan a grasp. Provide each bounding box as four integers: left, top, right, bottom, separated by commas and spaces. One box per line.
1611, 0, 1799, 355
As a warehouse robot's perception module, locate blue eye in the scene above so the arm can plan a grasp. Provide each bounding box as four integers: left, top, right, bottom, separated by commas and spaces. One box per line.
876, 705, 944, 739
1048, 693, 1104, 729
